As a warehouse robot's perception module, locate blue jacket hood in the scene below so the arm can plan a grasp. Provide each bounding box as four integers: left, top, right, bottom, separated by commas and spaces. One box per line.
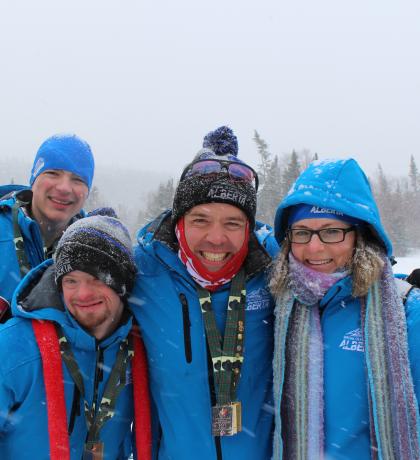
11, 259, 66, 323
274, 158, 392, 256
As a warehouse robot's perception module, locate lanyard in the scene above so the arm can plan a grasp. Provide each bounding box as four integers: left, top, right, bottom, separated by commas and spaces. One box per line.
196, 269, 246, 405
12, 197, 48, 277
12, 197, 32, 277
55, 325, 133, 445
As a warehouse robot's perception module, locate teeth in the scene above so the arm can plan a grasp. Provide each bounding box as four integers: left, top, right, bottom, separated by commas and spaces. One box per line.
308, 259, 331, 265
51, 198, 71, 205
202, 252, 227, 262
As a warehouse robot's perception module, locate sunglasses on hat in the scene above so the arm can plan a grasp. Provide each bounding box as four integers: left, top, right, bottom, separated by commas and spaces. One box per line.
181, 159, 259, 191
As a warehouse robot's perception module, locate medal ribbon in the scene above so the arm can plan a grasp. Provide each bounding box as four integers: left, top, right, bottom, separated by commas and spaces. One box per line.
55, 325, 133, 456
196, 269, 246, 405
12, 197, 49, 278
12, 196, 33, 277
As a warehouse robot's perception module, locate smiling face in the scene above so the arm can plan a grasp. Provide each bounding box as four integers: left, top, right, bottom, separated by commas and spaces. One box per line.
184, 203, 248, 272
31, 169, 88, 234
290, 218, 356, 273
62, 270, 124, 340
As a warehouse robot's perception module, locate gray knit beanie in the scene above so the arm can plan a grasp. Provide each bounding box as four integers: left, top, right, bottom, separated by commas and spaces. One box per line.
54, 215, 137, 298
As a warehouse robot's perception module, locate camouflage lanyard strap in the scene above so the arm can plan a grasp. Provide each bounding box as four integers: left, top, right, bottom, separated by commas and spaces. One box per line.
196, 269, 246, 405
12, 196, 32, 277
55, 325, 134, 458
11, 196, 49, 277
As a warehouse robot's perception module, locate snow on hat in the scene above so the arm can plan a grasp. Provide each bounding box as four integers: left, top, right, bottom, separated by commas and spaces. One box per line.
30, 134, 95, 190
288, 204, 364, 227
54, 215, 137, 298
172, 126, 257, 226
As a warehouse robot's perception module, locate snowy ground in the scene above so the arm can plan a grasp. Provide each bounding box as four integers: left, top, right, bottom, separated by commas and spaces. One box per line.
393, 250, 420, 276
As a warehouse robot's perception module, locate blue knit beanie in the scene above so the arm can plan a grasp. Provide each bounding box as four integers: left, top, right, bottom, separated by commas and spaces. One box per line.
29, 134, 95, 190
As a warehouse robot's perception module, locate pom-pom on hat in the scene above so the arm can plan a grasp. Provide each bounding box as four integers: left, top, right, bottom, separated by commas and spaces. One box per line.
54, 215, 137, 298
172, 126, 257, 226
30, 134, 95, 190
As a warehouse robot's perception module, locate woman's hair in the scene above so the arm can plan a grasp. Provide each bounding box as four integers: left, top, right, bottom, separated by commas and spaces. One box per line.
350, 226, 385, 297
269, 239, 291, 298
269, 225, 385, 299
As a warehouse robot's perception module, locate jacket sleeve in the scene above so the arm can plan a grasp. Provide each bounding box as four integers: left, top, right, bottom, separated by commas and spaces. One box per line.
0, 363, 15, 433
405, 287, 420, 406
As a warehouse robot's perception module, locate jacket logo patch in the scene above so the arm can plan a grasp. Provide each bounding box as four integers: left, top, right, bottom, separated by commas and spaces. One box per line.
310, 206, 344, 216
339, 328, 364, 352
246, 288, 271, 311
32, 158, 45, 177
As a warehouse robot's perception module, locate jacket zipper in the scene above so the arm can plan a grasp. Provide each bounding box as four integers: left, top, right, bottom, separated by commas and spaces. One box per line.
206, 343, 223, 460
156, 249, 223, 458
179, 293, 192, 363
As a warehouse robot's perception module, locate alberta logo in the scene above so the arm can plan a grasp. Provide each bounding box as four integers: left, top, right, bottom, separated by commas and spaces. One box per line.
339, 328, 364, 352
246, 288, 271, 311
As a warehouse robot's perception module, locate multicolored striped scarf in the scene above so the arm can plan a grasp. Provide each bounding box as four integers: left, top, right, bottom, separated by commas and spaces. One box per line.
273, 257, 420, 460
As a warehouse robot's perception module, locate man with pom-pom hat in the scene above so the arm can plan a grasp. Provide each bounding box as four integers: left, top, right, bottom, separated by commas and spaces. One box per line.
130, 126, 278, 460
0, 134, 95, 322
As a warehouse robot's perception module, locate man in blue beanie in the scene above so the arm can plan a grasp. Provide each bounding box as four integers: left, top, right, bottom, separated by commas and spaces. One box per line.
0, 133, 95, 322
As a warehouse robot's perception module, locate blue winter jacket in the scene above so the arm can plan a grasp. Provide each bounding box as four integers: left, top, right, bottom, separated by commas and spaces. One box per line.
0, 259, 134, 459
130, 211, 279, 460
273, 158, 420, 459
0, 189, 84, 312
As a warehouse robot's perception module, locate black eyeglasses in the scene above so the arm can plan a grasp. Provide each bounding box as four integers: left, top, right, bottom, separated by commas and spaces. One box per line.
181, 159, 259, 191
286, 226, 356, 244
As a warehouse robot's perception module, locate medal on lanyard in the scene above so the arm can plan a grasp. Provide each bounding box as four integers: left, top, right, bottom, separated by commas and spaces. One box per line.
197, 269, 246, 437
83, 441, 104, 460
55, 325, 133, 458
211, 401, 242, 436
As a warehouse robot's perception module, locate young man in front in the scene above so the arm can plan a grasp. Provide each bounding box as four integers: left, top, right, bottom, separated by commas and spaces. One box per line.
0, 214, 151, 459
0, 133, 95, 321
131, 126, 278, 460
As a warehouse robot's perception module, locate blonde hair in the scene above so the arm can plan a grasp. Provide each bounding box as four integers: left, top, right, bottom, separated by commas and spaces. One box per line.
269, 227, 385, 299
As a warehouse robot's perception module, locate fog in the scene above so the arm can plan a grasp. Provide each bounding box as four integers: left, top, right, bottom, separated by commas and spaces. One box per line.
0, 0, 419, 184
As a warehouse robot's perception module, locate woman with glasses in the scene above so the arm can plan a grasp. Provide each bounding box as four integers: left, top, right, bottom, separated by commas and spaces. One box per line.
270, 158, 420, 459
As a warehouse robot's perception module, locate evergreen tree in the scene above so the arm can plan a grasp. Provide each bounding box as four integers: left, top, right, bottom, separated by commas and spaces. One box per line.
405, 157, 420, 246
409, 155, 419, 193
281, 150, 301, 196
143, 178, 176, 224
256, 155, 282, 226
253, 130, 272, 186
299, 148, 313, 169
388, 183, 410, 256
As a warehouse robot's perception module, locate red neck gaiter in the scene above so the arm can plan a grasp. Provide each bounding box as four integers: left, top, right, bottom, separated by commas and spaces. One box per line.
175, 216, 249, 292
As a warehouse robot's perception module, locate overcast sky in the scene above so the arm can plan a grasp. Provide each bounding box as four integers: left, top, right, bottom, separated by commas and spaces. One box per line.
1, 0, 419, 181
